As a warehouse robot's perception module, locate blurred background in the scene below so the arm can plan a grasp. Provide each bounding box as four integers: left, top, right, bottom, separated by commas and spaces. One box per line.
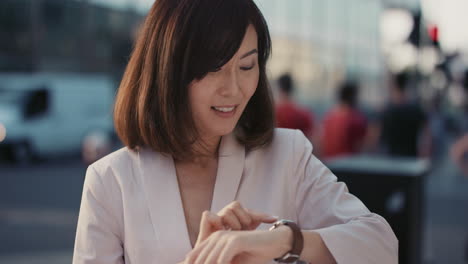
0, 0, 467, 263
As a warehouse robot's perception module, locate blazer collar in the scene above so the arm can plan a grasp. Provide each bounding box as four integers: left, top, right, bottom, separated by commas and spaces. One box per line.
138, 148, 190, 263
211, 132, 246, 212
138, 133, 245, 262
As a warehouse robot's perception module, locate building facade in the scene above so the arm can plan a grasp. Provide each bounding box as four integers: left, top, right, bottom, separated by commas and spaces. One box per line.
255, 0, 420, 107
0, 0, 142, 74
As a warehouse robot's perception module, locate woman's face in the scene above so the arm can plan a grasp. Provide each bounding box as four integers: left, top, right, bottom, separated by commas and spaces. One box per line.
189, 24, 259, 139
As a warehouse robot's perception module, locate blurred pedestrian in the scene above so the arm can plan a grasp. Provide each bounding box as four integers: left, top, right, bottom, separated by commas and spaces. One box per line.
450, 70, 468, 177
321, 80, 368, 159
450, 69, 468, 264
380, 72, 431, 158
428, 91, 447, 162
275, 73, 315, 139
73, 1, 397, 263
451, 133, 468, 176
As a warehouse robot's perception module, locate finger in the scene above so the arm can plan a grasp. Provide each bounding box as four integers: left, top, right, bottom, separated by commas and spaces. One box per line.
221, 210, 242, 230
218, 236, 240, 264
197, 211, 224, 245
245, 209, 277, 229
205, 210, 225, 230
204, 238, 228, 264
231, 206, 253, 230
186, 237, 210, 264
218, 201, 254, 230
247, 209, 277, 222
193, 235, 219, 264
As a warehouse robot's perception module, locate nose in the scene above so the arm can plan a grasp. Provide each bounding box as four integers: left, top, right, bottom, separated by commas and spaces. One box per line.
218, 69, 240, 97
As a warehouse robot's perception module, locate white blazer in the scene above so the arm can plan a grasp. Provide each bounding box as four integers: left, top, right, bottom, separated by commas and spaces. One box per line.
73, 128, 398, 264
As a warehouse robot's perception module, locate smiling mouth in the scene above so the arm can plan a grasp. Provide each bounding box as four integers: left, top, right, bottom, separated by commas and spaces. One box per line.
211, 106, 237, 113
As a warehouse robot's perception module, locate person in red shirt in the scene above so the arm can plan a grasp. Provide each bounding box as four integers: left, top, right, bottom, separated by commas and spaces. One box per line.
322, 81, 367, 159
275, 73, 314, 138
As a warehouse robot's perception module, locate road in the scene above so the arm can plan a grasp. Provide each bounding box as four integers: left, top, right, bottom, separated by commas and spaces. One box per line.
0, 157, 85, 263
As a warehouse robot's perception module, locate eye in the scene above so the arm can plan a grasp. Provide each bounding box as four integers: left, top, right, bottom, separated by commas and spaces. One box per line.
240, 65, 255, 71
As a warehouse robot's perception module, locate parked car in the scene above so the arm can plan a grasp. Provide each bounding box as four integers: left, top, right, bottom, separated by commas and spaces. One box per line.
0, 73, 115, 163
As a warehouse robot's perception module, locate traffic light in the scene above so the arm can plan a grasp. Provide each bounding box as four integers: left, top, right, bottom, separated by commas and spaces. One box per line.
428, 24, 440, 47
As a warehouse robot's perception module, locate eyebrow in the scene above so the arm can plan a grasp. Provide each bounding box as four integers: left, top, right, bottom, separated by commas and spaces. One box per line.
240, 49, 258, 59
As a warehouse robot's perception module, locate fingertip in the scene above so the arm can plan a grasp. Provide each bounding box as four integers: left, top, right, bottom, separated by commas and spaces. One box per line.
252, 212, 277, 221
201, 210, 211, 218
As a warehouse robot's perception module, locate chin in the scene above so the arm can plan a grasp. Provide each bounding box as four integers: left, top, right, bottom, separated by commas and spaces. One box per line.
210, 124, 237, 137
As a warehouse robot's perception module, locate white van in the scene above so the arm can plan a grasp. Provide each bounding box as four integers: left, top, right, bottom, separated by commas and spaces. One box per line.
0, 73, 116, 163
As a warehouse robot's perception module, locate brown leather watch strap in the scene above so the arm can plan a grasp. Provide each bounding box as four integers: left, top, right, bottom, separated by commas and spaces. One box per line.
270, 220, 304, 263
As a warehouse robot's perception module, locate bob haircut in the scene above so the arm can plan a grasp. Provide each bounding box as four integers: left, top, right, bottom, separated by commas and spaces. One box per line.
114, 0, 275, 160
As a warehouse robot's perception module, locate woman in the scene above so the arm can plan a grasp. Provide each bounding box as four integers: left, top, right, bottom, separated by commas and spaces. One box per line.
73, 0, 398, 263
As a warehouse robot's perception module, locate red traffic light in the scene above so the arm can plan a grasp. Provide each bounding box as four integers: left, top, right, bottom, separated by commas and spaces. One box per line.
428, 25, 439, 43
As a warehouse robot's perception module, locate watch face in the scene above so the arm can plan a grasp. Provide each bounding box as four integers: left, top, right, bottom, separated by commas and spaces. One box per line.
272, 219, 293, 229
279, 219, 293, 225
280, 253, 300, 263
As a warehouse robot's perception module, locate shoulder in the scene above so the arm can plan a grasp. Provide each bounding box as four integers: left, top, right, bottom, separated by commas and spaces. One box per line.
272, 128, 304, 144
87, 147, 171, 185
352, 109, 368, 122
249, 128, 313, 160
297, 105, 314, 120
245, 129, 317, 190
90, 147, 137, 175
324, 107, 339, 118
85, 147, 141, 191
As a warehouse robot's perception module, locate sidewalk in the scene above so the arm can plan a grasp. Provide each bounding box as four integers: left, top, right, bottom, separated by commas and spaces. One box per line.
0, 251, 72, 264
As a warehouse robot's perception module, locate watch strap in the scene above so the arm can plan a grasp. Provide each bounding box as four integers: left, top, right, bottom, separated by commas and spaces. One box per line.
270, 220, 304, 263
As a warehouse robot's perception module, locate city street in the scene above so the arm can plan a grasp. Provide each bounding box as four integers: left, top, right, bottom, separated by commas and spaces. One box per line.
0, 153, 467, 263
0, 157, 85, 263
1, 0, 467, 263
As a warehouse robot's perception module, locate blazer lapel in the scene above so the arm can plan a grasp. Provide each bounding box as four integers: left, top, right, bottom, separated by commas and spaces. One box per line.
137, 148, 192, 263
136, 133, 245, 262
210, 133, 246, 213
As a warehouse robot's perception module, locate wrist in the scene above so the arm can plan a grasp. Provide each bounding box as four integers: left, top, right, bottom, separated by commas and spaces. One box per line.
272, 225, 294, 258
269, 219, 304, 263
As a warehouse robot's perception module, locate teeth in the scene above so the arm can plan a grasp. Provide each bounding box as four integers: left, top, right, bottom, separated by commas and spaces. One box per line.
213, 106, 235, 112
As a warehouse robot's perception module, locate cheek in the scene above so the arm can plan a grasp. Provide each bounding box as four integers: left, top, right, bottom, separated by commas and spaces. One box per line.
244, 83, 257, 100
241, 71, 260, 99
189, 80, 212, 109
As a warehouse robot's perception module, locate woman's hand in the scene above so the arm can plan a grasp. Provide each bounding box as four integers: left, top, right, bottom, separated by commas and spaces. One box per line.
194, 201, 277, 247
183, 201, 280, 264
186, 227, 292, 264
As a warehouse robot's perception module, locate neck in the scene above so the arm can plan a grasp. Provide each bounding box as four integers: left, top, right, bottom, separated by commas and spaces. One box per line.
188, 135, 221, 164
338, 102, 353, 109
277, 91, 292, 102
392, 93, 406, 104
391, 86, 407, 104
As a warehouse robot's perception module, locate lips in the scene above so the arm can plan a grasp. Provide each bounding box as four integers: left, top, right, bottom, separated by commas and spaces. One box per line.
210, 105, 238, 117
212, 106, 236, 112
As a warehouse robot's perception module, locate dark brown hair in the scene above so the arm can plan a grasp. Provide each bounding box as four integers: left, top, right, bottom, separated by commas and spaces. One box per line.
114, 0, 275, 160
